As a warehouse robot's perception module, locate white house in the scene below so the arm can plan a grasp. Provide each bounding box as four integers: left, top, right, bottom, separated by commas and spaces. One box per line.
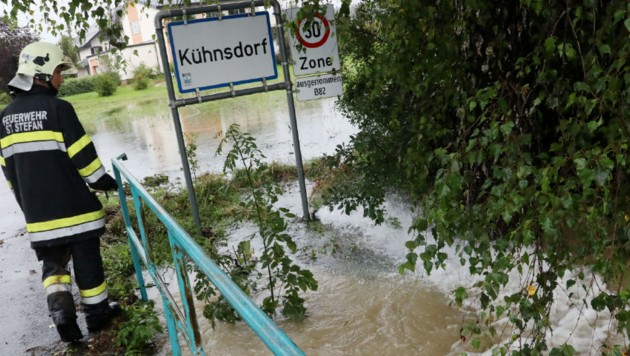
76, 0, 165, 81
75, 0, 293, 81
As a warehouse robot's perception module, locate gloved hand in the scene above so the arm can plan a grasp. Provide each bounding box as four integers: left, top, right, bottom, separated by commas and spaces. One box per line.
89, 174, 118, 191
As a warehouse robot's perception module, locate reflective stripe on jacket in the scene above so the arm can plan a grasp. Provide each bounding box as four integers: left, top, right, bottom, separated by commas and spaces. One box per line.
0, 85, 107, 247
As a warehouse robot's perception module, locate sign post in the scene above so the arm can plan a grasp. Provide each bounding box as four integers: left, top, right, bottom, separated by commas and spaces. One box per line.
286, 4, 343, 101
155, 0, 312, 234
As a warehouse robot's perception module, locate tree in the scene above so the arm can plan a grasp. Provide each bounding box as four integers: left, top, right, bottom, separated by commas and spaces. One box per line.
58, 35, 79, 66
1, 0, 352, 48
2, 0, 125, 47
0, 19, 39, 93
327, 0, 629, 353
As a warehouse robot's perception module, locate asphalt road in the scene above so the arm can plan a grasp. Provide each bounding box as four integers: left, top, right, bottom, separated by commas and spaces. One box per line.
0, 181, 68, 354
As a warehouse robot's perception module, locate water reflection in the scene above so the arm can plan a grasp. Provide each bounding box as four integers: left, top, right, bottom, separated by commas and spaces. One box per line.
90, 91, 356, 180
89, 92, 462, 355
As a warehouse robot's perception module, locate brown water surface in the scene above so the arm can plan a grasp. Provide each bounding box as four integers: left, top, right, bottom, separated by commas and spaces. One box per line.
197, 271, 460, 355
87, 93, 463, 355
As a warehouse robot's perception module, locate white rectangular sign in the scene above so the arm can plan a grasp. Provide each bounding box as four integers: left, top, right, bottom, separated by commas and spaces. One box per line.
168, 13, 277, 93
295, 73, 342, 101
286, 5, 340, 76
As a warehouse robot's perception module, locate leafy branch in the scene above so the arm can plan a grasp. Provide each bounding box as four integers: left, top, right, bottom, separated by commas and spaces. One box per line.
211, 123, 318, 321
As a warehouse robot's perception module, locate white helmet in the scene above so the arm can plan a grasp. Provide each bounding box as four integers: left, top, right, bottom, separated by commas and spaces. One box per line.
8, 41, 74, 91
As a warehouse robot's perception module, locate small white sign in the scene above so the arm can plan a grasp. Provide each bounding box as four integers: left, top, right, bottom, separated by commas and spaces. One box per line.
286, 5, 340, 76
168, 13, 277, 93
295, 73, 342, 101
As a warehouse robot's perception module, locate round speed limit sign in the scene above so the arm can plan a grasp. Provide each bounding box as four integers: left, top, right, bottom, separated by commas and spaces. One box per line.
296, 14, 331, 49
286, 4, 340, 76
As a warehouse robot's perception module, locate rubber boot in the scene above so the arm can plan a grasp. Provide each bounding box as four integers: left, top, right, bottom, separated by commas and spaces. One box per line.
84, 300, 122, 333
48, 292, 83, 342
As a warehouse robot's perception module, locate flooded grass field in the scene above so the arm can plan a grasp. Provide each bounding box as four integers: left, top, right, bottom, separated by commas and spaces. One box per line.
75, 86, 466, 354
66, 83, 624, 355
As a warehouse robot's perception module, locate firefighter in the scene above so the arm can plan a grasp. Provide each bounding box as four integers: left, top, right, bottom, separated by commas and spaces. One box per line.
0, 42, 120, 342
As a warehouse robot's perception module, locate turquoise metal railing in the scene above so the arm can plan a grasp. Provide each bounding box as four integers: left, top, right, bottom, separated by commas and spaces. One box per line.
112, 154, 304, 356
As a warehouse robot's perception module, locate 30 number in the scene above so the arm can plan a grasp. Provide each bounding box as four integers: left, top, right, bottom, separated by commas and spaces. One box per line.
302, 21, 322, 39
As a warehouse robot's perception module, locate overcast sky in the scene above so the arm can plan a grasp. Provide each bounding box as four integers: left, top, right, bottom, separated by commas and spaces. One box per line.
0, 2, 62, 43
3, 0, 349, 44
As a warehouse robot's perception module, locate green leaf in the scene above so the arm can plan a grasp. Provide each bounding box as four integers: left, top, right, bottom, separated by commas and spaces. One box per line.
574, 158, 587, 170
405, 240, 418, 250
500, 121, 515, 137
598, 44, 611, 55
544, 37, 556, 54
472, 337, 481, 350
591, 293, 607, 311
423, 259, 433, 274
565, 44, 576, 59
286, 239, 297, 253
398, 262, 412, 274
587, 118, 603, 132
414, 218, 428, 232
454, 287, 468, 307
541, 216, 555, 234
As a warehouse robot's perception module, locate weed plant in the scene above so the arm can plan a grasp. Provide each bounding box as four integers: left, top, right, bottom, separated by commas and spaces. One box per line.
114, 301, 163, 353
196, 124, 318, 323
97, 131, 329, 351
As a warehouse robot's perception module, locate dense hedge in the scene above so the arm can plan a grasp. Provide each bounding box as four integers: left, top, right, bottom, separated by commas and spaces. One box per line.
328, 0, 629, 353
58, 76, 97, 97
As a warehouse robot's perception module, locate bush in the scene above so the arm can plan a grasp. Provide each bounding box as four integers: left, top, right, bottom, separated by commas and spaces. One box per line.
131, 63, 153, 91
114, 301, 163, 353
58, 76, 97, 97
94, 72, 121, 97
334, 0, 629, 353
132, 77, 149, 91
0, 91, 11, 107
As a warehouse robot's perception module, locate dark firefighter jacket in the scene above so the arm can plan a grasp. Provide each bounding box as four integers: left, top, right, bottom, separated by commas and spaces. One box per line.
0, 85, 116, 248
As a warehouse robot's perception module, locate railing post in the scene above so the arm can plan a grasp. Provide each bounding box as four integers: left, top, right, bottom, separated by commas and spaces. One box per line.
113, 154, 148, 302
168, 232, 204, 354
164, 300, 182, 356
112, 153, 305, 355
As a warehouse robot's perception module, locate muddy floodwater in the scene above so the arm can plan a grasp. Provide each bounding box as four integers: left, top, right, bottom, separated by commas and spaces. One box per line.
89, 91, 357, 179
185, 194, 463, 355
87, 92, 463, 354
198, 271, 460, 355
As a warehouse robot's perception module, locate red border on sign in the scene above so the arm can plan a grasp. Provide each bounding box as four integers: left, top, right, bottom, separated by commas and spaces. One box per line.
296, 14, 331, 49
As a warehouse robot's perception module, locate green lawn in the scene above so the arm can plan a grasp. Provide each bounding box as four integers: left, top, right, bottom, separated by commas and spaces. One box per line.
65, 82, 168, 111
64, 64, 292, 124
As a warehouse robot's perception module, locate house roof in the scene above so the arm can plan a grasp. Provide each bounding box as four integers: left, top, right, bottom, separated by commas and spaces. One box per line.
76, 26, 102, 49
75, 1, 127, 48
74, 0, 229, 48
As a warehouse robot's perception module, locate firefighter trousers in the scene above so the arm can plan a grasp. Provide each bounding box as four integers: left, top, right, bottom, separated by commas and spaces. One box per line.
35, 236, 109, 326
